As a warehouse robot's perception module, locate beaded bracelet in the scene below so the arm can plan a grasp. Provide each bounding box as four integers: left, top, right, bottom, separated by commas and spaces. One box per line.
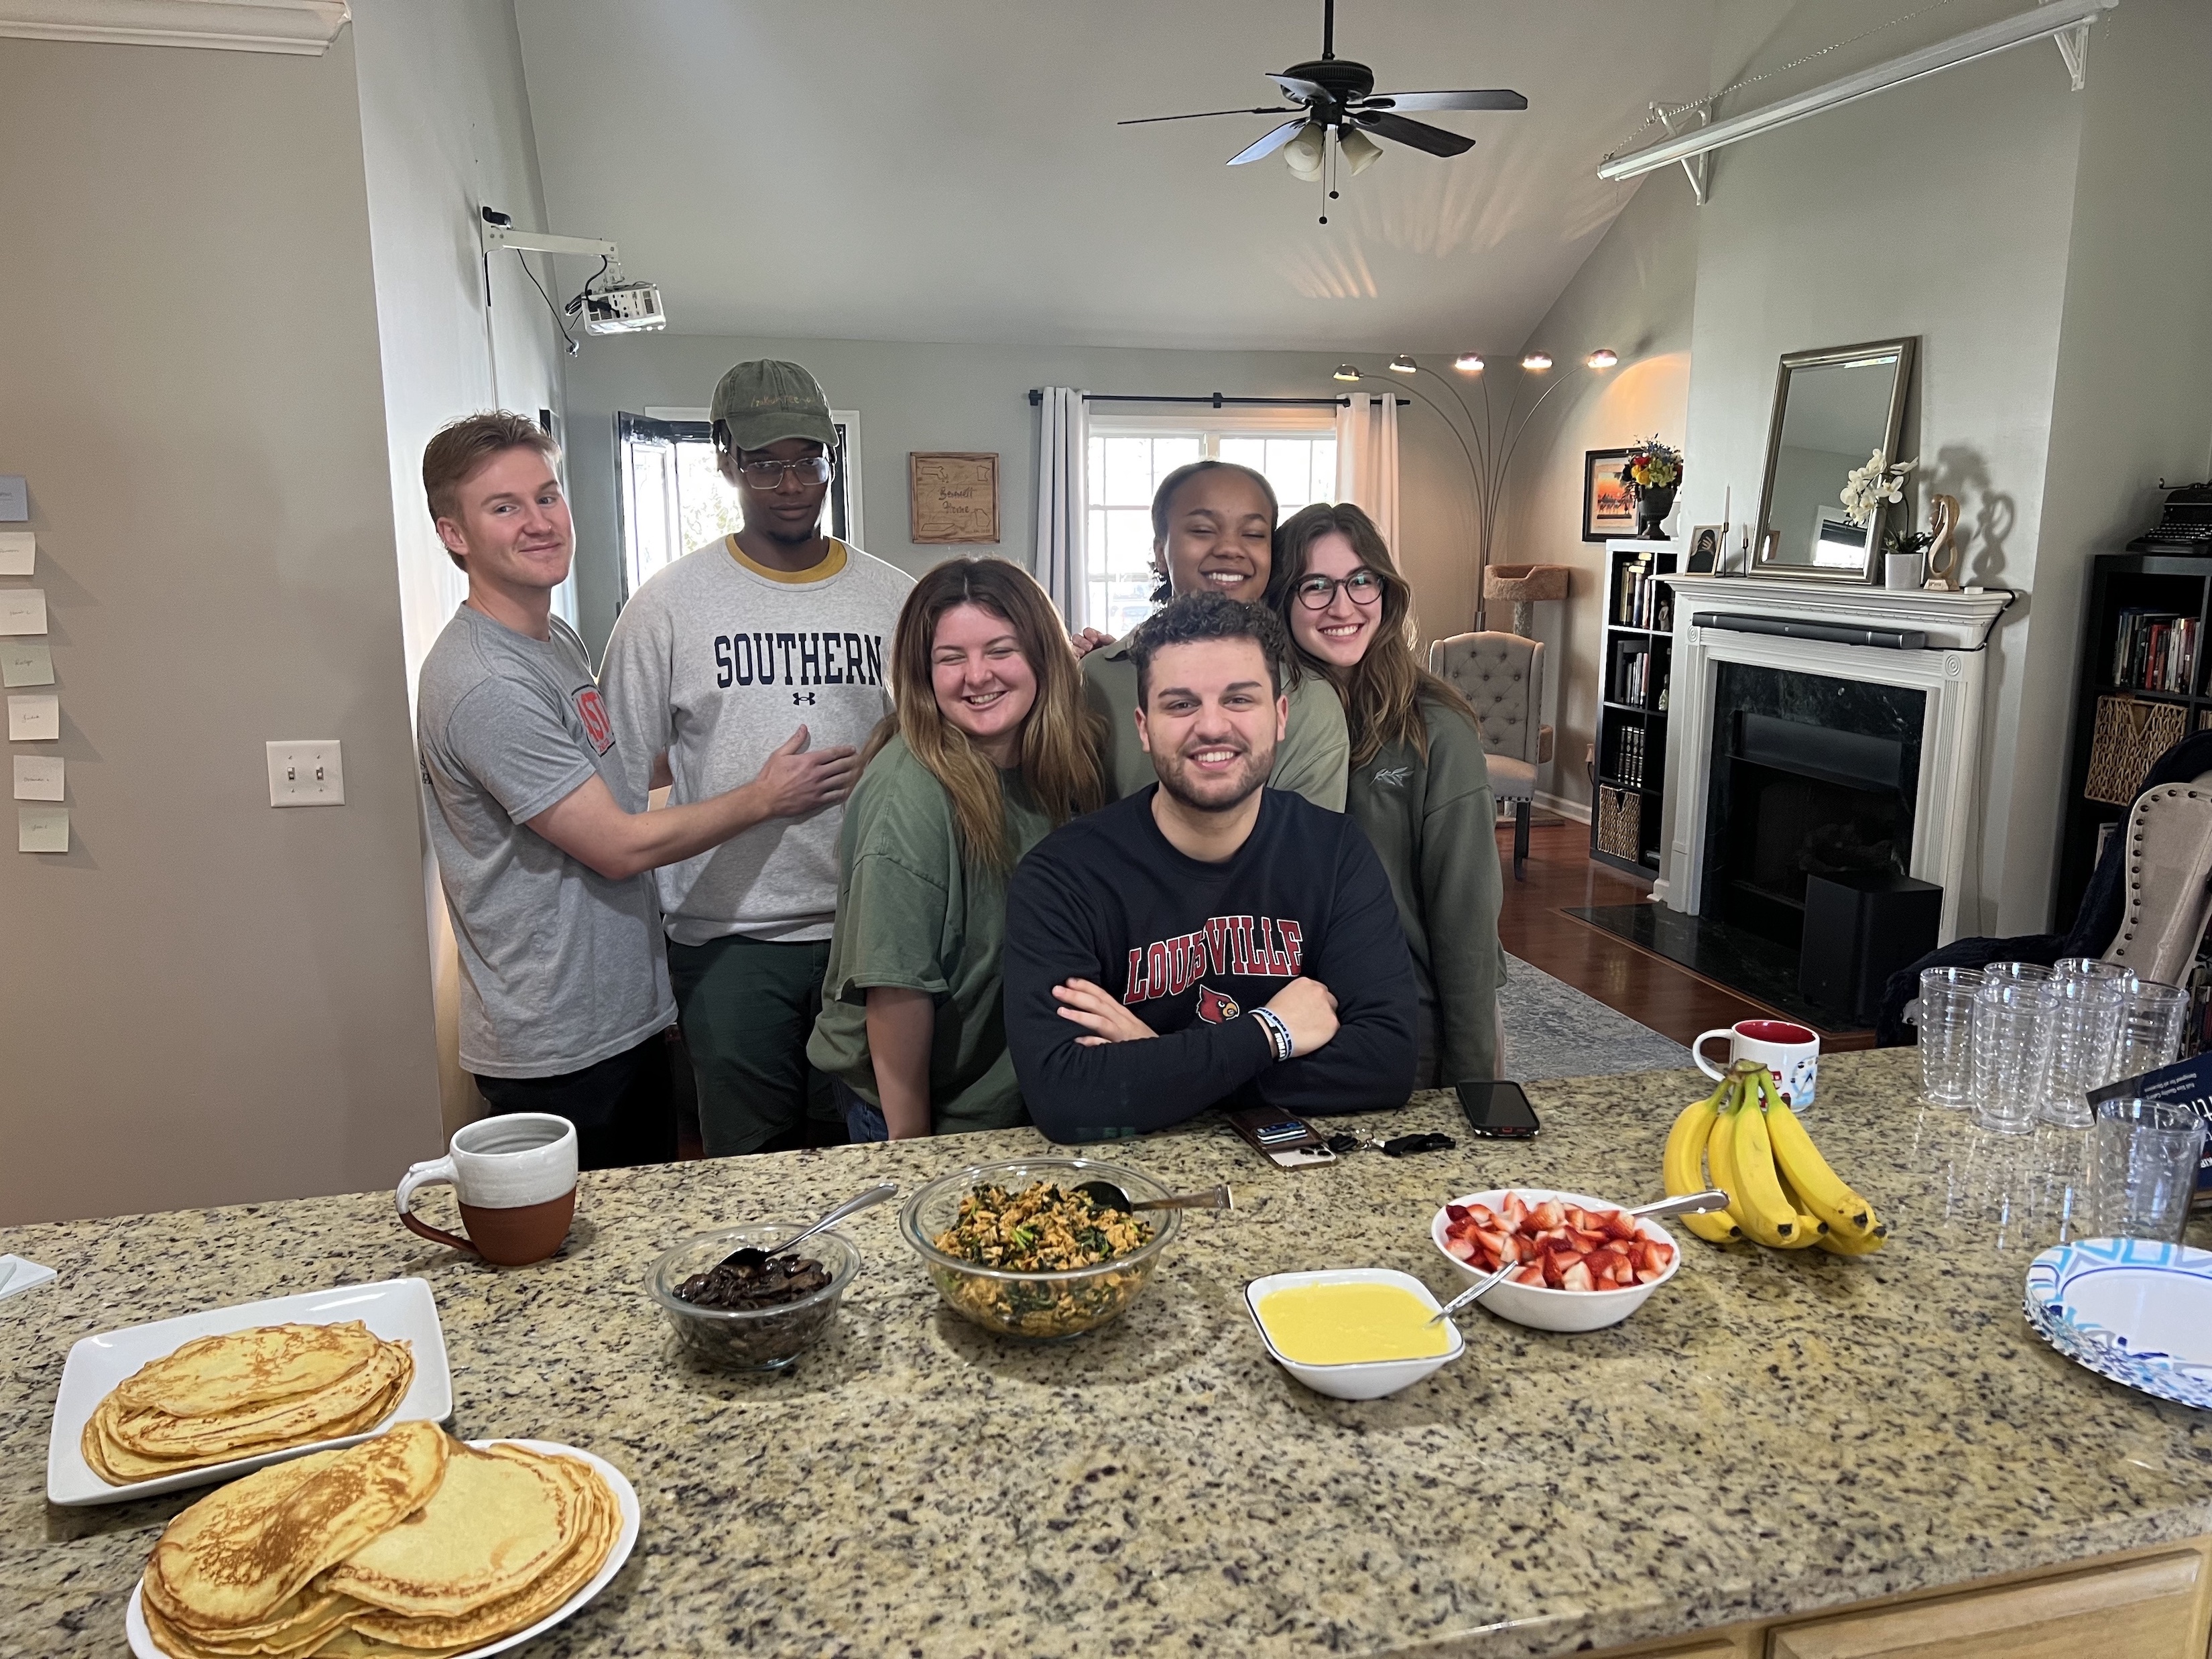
1251, 1006, 1295, 1062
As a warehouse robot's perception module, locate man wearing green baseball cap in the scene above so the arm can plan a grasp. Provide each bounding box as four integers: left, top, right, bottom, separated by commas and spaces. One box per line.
601, 360, 913, 1156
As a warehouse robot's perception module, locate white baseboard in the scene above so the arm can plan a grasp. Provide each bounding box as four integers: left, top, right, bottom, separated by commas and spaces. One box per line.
1536, 790, 1591, 824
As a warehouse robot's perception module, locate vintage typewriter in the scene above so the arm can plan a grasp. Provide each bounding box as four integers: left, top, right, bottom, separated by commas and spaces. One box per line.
2128, 482, 2212, 551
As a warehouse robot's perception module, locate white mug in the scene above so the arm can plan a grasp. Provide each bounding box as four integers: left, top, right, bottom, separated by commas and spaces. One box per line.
396, 1113, 578, 1266
1693, 1019, 1820, 1114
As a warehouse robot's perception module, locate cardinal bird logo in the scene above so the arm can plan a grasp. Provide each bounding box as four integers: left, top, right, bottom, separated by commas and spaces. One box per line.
1194, 984, 1241, 1024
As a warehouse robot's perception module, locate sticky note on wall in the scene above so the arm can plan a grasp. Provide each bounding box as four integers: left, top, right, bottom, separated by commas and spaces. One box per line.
7, 693, 58, 741
0, 590, 45, 635
1, 641, 53, 686
13, 756, 60, 801
18, 805, 66, 853
0, 532, 30, 576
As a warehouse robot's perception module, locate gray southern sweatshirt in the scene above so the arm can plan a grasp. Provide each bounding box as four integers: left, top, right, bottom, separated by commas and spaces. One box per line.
599, 536, 913, 944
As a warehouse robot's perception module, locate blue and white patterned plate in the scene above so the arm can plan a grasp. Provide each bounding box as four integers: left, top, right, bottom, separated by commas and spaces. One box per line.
2023, 1237, 2212, 1411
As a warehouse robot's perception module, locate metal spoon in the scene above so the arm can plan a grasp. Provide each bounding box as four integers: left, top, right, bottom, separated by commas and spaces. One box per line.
1426, 1188, 1729, 1324
1073, 1179, 1235, 1215
719, 1182, 900, 1272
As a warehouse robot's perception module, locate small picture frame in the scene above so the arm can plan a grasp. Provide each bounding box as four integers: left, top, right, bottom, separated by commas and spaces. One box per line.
908, 452, 1000, 545
1686, 524, 1725, 574
1582, 448, 1638, 542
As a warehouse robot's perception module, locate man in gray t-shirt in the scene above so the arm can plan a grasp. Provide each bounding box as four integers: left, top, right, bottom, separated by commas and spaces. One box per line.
415, 413, 856, 1168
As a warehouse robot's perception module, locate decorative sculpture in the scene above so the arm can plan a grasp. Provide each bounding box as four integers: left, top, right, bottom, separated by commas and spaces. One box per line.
1923, 494, 1962, 592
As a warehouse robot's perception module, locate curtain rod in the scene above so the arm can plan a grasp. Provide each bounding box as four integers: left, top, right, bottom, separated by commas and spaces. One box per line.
1026, 390, 1409, 408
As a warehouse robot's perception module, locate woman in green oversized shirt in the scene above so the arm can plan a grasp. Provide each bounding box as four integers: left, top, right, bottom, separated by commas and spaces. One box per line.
1267, 503, 1504, 1086
808, 558, 1105, 1138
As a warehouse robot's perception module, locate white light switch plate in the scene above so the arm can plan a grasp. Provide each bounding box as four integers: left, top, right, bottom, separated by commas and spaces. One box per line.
266, 740, 344, 807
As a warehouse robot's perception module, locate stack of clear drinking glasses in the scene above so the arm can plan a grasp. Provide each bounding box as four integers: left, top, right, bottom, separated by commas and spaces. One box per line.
1912, 958, 2193, 1135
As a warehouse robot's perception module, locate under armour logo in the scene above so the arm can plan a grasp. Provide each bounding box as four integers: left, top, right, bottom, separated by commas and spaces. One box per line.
792, 692, 816, 705
1373, 765, 1412, 788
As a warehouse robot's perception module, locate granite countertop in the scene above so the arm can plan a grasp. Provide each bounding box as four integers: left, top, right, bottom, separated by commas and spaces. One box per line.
5, 1048, 2211, 1658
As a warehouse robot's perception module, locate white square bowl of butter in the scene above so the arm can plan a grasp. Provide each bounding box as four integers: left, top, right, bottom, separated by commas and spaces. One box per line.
1243, 1268, 1465, 1400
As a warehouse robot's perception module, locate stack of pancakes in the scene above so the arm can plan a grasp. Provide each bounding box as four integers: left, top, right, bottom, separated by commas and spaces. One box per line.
85, 1322, 414, 1485
141, 1419, 620, 1659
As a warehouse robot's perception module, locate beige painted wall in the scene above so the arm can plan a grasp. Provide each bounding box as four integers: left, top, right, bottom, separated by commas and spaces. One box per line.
562, 334, 1483, 664
1494, 176, 1699, 816
0, 34, 445, 1224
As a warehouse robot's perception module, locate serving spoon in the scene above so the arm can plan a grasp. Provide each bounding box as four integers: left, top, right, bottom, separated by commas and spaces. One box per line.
719, 1182, 900, 1272
1073, 1179, 1235, 1215
1426, 1189, 1729, 1325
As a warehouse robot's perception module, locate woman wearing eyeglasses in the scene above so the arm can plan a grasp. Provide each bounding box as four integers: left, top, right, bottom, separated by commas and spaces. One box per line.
1266, 503, 1503, 1085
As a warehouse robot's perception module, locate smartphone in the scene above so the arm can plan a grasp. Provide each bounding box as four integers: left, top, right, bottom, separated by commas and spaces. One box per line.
1456, 1078, 1540, 1140
1224, 1107, 1338, 1167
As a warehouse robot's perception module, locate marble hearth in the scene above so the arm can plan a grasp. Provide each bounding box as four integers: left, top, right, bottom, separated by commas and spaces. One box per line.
1656, 576, 2013, 945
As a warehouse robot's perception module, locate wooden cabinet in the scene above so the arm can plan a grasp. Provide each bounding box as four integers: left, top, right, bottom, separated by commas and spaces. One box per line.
1767, 1550, 2203, 1659
1581, 1536, 2212, 1659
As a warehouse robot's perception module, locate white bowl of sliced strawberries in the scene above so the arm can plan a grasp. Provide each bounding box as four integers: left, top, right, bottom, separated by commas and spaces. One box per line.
1430, 1188, 1681, 1333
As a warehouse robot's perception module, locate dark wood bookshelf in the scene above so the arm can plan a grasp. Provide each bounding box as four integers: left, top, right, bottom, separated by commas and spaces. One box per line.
2055, 551, 2212, 924
1591, 540, 1678, 878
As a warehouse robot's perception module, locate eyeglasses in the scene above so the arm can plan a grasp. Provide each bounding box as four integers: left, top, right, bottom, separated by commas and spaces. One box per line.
1293, 570, 1384, 610
736, 455, 833, 488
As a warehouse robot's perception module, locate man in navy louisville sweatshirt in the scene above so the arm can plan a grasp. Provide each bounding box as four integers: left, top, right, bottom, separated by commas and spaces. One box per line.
1003, 591, 1417, 1142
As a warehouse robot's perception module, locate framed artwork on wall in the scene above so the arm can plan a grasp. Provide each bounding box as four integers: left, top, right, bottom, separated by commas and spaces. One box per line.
1582, 448, 1637, 542
909, 452, 1000, 545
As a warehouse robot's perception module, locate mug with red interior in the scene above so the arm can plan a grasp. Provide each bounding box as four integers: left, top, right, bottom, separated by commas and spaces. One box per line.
1692, 1019, 1819, 1113
395, 1113, 578, 1267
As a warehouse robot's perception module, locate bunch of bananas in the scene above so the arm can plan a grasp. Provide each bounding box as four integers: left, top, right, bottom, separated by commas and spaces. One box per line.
1662, 1060, 1888, 1256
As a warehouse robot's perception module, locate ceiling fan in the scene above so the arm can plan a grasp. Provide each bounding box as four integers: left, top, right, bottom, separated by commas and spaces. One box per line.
1119, 0, 1526, 221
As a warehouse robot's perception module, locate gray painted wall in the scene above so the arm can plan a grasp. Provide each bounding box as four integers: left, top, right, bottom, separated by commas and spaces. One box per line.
563, 334, 1487, 665
0, 34, 444, 1224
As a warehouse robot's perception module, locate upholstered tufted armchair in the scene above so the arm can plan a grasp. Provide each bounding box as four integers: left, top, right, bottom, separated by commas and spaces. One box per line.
1428, 631, 1554, 879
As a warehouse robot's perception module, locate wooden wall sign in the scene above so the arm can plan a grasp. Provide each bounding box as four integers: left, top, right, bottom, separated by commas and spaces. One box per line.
909, 452, 1000, 545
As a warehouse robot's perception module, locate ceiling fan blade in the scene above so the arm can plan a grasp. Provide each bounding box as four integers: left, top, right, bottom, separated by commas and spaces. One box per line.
1361, 88, 1528, 113
1119, 106, 1298, 125
1227, 119, 1310, 166
1266, 72, 1329, 105
1355, 110, 1475, 158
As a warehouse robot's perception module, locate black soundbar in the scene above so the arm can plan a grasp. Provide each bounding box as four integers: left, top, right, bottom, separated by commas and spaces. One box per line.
1694, 612, 1927, 650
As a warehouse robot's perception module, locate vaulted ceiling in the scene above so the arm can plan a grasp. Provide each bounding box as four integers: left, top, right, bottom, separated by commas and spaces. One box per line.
513, 0, 1715, 354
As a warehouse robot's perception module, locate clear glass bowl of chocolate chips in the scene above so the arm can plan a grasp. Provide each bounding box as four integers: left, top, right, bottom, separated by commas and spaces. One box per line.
649, 1221, 860, 1371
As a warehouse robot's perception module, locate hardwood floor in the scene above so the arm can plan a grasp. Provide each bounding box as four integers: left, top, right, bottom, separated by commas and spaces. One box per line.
1495, 820, 1877, 1053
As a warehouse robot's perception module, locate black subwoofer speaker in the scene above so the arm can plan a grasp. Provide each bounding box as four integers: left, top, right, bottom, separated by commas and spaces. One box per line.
1798, 871, 1942, 1024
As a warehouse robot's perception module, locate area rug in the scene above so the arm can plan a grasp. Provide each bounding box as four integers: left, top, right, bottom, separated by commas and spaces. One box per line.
1499, 953, 1695, 1082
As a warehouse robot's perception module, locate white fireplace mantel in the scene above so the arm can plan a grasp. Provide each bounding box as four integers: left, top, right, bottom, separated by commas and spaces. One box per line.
0, 0, 349, 54
1656, 576, 2017, 944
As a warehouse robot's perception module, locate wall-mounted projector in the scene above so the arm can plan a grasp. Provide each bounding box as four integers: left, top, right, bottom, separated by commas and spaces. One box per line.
479, 208, 666, 348
579, 281, 666, 335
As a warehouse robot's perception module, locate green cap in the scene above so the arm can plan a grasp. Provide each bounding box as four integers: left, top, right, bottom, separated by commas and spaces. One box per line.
709, 359, 837, 453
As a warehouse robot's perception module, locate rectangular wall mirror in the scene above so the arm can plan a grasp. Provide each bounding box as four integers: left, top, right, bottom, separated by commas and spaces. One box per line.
1752, 337, 1916, 583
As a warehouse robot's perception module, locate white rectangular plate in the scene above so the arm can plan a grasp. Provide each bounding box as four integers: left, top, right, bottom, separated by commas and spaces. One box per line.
46, 1278, 452, 1506
125, 1439, 640, 1659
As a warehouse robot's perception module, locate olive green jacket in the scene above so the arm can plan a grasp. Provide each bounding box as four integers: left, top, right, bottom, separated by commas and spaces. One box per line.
1080, 644, 1350, 810
1346, 698, 1504, 1087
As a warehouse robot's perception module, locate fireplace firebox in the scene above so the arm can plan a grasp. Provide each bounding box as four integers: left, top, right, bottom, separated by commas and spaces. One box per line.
1701, 665, 1925, 953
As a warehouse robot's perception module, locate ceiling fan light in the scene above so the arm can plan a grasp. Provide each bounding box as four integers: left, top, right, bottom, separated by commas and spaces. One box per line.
1388, 354, 1417, 375
1453, 353, 1484, 373
1521, 352, 1553, 371
1283, 123, 1326, 181
1587, 348, 1619, 369
1333, 364, 1362, 383
1339, 127, 1384, 175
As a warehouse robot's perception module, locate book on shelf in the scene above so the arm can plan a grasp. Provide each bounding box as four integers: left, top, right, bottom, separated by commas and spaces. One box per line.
1613, 561, 1674, 632
2111, 607, 2199, 694
1613, 723, 1648, 788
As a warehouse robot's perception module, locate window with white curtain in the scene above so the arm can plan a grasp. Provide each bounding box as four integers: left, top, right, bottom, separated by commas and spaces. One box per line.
1083, 412, 1336, 638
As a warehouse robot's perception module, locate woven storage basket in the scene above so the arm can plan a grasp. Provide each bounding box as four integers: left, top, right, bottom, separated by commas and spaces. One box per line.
2085, 694, 2187, 806
1596, 786, 1641, 861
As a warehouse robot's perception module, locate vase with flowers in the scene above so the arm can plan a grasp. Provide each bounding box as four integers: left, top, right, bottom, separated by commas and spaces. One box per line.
1619, 437, 1682, 540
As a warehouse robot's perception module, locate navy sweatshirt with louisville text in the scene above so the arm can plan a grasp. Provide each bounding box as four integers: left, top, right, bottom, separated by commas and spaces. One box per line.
1002, 786, 1418, 1141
